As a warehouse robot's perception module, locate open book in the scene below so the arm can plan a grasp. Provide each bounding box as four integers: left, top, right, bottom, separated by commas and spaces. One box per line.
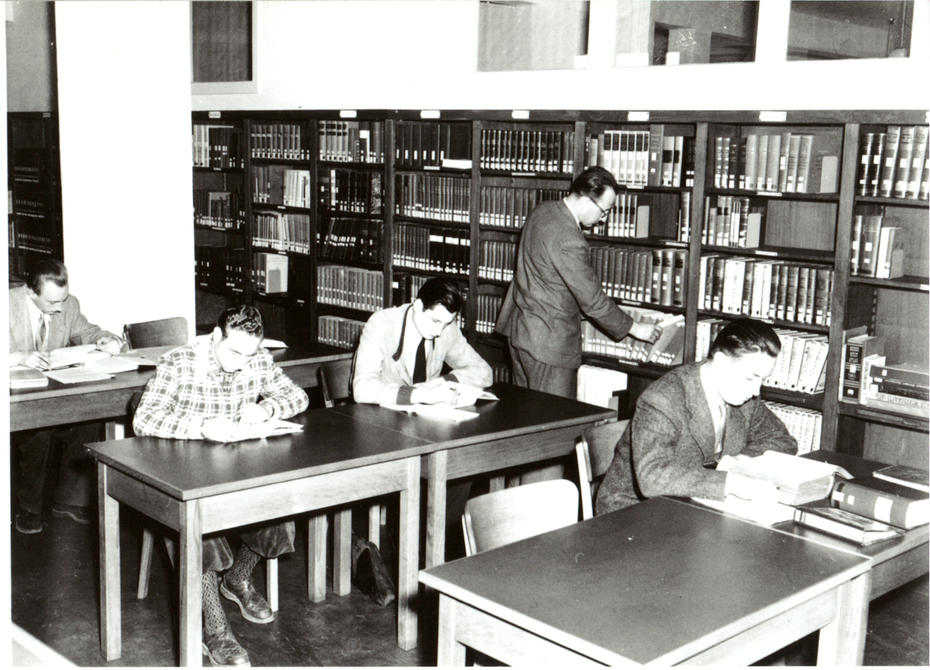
46, 344, 111, 369
718, 450, 852, 506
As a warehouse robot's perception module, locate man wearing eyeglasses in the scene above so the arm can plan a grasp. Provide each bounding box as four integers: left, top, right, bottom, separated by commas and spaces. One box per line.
497, 166, 660, 402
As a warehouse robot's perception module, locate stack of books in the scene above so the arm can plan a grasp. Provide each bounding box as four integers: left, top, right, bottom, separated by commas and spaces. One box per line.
849, 212, 907, 279
863, 361, 929, 419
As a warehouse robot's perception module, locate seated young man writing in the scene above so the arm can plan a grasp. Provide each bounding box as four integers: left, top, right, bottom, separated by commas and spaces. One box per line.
133, 304, 308, 668
596, 318, 797, 515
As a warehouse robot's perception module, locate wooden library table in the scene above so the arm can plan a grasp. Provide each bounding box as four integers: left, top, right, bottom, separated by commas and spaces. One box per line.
332, 383, 615, 567
10, 343, 352, 433
420, 496, 872, 666
88, 408, 430, 667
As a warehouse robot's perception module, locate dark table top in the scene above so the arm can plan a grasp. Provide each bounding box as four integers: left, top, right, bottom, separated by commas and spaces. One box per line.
331, 383, 615, 449
420, 496, 869, 665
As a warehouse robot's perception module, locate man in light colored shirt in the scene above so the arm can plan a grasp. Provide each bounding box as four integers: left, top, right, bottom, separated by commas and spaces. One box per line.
134, 304, 308, 667
8, 259, 122, 534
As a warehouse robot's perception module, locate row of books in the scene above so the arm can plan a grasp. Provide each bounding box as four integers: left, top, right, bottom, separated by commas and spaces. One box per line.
702, 195, 764, 248
857, 126, 929, 200
319, 218, 382, 265
698, 255, 833, 326
474, 293, 503, 334
390, 273, 467, 330
194, 190, 244, 230
252, 212, 311, 254
250, 167, 312, 208
319, 169, 383, 215
712, 132, 839, 194
696, 319, 828, 394
491, 363, 512, 385
196, 246, 245, 293
392, 224, 470, 276
395, 122, 472, 170
577, 364, 628, 410
317, 264, 385, 313
252, 252, 289, 294
193, 125, 243, 170
12, 232, 56, 255
585, 127, 693, 189
478, 185, 565, 229
478, 240, 516, 282
396, 173, 471, 223
317, 315, 367, 350
591, 247, 687, 308
249, 122, 311, 161
318, 120, 385, 164
863, 358, 930, 419
763, 402, 822, 455
479, 128, 574, 174
849, 212, 907, 279
581, 310, 685, 367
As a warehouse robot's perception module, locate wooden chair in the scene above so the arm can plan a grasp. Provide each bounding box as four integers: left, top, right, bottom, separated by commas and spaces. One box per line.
575, 419, 629, 520
461, 479, 580, 556
123, 316, 189, 349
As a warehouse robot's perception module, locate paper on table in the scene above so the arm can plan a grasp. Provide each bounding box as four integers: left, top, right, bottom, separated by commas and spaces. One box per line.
47, 344, 109, 369
85, 355, 141, 374
262, 338, 287, 349
236, 419, 304, 440
45, 367, 113, 384
691, 495, 796, 526
440, 381, 498, 407
380, 401, 479, 423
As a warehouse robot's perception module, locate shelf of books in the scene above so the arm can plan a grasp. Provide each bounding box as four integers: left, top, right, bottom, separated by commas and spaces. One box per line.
188, 110, 928, 465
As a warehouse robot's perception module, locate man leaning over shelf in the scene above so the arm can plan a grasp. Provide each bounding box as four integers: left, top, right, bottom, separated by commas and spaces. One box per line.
595, 318, 797, 515
133, 304, 309, 668
9, 259, 123, 534
352, 277, 493, 567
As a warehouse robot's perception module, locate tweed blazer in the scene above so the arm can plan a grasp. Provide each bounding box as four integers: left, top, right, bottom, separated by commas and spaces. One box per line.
352, 303, 492, 406
595, 362, 797, 514
8, 285, 112, 355
495, 199, 633, 369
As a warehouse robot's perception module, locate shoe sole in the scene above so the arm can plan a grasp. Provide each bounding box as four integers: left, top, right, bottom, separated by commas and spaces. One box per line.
219, 581, 276, 625
51, 507, 91, 525
15, 521, 44, 535
202, 642, 251, 667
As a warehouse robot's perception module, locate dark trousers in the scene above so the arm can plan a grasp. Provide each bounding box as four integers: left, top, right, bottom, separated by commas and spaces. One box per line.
508, 343, 577, 399
202, 520, 295, 573
13, 422, 101, 515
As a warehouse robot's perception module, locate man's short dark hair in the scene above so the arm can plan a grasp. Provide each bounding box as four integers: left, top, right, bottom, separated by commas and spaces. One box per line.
569, 166, 619, 199
217, 304, 264, 339
416, 278, 463, 314
708, 318, 781, 359
28, 259, 68, 293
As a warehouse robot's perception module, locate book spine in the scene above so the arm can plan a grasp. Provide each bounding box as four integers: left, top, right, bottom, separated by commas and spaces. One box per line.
831, 480, 922, 529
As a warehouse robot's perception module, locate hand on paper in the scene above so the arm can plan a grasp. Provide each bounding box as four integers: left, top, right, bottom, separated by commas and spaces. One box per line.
201, 416, 241, 442
239, 402, 272, 425
22, 351, 52, 371
628, 320, 661, 344
411, 378, 459, 405
95, 335, 123, 355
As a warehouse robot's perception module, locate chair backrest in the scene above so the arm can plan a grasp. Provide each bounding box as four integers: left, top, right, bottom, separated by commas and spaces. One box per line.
576, 419, 630, 520
123, 316, 189, 349
461, 479, 580, 556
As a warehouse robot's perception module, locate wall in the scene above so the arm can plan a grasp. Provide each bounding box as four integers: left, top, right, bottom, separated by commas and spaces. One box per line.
193, 0, 929, 112
5, 0, 55, 112
54, 1, 194, 337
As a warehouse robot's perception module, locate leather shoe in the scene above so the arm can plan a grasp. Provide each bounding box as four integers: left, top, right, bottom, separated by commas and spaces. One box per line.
351, 536, 396, 607
202, 625, 250, 667
15, 511, 43, 535
52, 503, 92, 525
220, 575, 274, 624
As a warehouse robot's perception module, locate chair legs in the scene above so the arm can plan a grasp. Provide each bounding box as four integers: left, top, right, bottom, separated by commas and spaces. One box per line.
137, 527, 155, 599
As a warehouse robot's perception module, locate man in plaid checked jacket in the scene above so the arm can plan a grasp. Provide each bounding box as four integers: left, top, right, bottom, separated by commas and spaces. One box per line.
134, 304, 308, 667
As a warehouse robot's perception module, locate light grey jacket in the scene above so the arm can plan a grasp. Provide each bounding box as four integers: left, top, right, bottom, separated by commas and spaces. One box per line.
352, 303, 492, 405
8, 285, 113, 355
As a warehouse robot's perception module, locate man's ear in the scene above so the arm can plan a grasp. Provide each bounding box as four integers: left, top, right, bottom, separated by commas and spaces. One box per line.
211, 326, 223, 344
413, 298, 424, 314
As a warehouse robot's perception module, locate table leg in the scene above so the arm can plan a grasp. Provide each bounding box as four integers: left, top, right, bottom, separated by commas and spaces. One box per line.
426, 450, 448, 568
178, 502, 203, 667
397, 458, 420, 650
307, 513, 327, 602
436, 594, 467, 665
368, 503, 382, 545
266, 558, 278, 613
816, 571, 871, 666
98, 463, 121, 660
333, 508, 352, 596
488, 475, 505, 492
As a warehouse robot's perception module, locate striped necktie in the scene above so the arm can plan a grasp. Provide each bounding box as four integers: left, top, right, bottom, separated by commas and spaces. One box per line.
35, 314, 47, 352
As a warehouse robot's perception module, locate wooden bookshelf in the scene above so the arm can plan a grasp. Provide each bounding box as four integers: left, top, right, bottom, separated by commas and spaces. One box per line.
190, 109, 929, 466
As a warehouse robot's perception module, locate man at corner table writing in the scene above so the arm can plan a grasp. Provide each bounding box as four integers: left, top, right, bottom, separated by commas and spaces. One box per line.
133, 304, 308, 668
9, 259, 123, 534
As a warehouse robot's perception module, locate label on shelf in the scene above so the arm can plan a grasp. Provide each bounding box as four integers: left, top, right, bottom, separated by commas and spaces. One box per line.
755, 250, 778, 257
339, 110, 357, 118
512, 172, 535, 177
420, 110, 441, 119
758, 111, 787, 122
921, 284, 929, 291
758, 191, 782, 197
208, 111, 222, 119
511, 110, 530, 120
627, 111, 650, 122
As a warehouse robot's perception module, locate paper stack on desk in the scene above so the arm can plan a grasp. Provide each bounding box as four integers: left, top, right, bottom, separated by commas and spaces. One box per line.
236, 420, 304, 440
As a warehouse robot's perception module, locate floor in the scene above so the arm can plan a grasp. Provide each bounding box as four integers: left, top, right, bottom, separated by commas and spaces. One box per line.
10, 505, 930, 667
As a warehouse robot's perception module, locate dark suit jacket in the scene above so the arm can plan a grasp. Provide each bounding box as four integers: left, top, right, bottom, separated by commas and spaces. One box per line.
595, 362, 797, 514
495, 199, 633, 369
8, 285, 111, 354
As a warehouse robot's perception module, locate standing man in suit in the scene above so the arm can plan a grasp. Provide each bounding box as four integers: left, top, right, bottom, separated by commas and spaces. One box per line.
8, 259, 122, 533
496, 166, 660, 400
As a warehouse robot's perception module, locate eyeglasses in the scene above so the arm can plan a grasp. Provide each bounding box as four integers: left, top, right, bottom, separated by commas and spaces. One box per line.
587, 195, 611, 221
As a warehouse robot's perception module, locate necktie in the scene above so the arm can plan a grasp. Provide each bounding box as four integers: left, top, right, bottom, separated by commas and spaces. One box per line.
413, 338, 427, 384
35, 314, 47, 352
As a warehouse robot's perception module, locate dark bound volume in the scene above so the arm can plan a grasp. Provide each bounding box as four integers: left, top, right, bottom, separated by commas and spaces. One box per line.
831, 477, 929, 530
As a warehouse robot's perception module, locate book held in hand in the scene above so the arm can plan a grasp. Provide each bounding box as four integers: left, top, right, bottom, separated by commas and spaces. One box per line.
793, 505, 903, 546
872, 464, 930, 494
